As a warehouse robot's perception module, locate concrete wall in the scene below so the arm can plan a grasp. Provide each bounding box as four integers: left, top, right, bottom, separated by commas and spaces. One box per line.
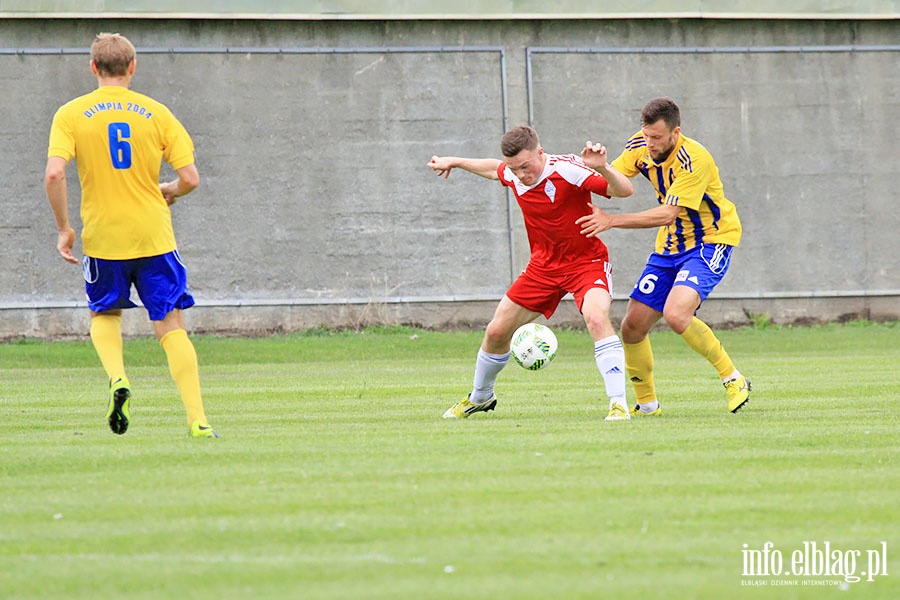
1, 18, 897, 338
3, 0, 897, 19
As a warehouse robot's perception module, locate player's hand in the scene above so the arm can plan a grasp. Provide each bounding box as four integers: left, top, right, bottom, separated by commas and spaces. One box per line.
576, 203, 613, 237
581, 141, 609, 171
57, 226, 78, 264
160, 181, 178, 206
428, 155, 454, 179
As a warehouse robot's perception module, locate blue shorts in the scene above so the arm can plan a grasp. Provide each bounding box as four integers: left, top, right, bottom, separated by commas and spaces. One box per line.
82, 250, 195, 321
629, 243, 733, 313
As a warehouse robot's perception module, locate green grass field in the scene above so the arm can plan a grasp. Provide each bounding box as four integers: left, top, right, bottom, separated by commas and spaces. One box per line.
1, 321, 898, 599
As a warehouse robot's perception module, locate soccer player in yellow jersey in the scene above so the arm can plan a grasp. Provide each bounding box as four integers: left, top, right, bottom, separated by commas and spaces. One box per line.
578, 97, 751, 414
44, 33, 218, 438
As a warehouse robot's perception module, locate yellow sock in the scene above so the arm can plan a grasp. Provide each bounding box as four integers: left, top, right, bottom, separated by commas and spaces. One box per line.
90, 314, 127, 384
623, 336, 657, 404
159, 329, 207, 426
680, 317, 735, 379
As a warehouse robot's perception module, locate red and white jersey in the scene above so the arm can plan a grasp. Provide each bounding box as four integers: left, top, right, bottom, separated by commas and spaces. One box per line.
498, 153, 611, 275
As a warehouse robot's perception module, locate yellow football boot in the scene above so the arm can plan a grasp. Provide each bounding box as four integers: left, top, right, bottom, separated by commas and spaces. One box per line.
630, 403, 662, 417
190, 420, 220, 438
724, 376, 752, 413
106, 378, 131, 435
605, 402, 631, 421
442, 394, 498, 419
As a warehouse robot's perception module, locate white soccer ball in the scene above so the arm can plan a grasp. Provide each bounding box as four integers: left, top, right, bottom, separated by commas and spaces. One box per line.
510, 323, 558, 371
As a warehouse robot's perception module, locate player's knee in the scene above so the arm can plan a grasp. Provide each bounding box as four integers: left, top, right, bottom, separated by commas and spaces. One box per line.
620, 318, 644, 344
484, 319, 512, 347
583, 311, 613, 338
663, 308, 692, 334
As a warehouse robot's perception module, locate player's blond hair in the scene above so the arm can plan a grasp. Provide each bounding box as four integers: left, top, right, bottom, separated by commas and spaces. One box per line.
91, 33, 136, 77
500, 126, 540, 158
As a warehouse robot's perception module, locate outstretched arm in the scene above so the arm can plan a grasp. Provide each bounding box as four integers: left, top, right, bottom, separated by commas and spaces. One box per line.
581, 141, 633, 198
576, 203, 680, 237
428, 156, 502, 180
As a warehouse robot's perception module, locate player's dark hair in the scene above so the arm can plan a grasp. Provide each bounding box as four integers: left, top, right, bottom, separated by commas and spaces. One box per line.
91, 33, 136, 77
641, 97, 681, 130
501, 126, 540, 158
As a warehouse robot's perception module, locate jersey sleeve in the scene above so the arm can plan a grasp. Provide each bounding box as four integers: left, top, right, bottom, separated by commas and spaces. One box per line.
610, 152, 636, 177
47, 106, 75, 162
611, 131, 645, 177
554, 155, 610, 198
159, 108, 196, 170
497, 161, 512, 188
580, 172, 609, 197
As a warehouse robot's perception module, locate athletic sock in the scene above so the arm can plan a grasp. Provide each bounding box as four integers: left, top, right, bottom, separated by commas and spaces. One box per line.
594, 335, 626, 403
638, 400, 660, 413
159, 329, 207, 425
680, 317, 736, 379
623, 336, 657, 404
471, 349, 510, 403
722, 369, 741, 384
90, 313, 127, 385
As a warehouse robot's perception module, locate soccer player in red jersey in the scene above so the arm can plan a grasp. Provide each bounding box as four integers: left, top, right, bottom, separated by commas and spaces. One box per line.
429, 126, 635, 420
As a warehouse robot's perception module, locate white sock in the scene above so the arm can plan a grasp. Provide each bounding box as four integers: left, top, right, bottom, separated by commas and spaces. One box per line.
471, 349, 510, 403
609, 396, 627, 410
594, 335, 626, 403
722, 369, 741, 384
638, 400, 660, 413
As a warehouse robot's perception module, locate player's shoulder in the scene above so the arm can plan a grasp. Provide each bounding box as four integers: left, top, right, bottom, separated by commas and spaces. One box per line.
676, 134, 716, 171
548, 152, 582, 163
547, 154, 594, 176
58, 87, 169, 112
129, 89, 167, 107
55, 90, 96, 114
679, 134, 712, 156
547, 153, 591, 173
623, 130, 646, 152
123, 90, 177, 119
546, 153, 595, 184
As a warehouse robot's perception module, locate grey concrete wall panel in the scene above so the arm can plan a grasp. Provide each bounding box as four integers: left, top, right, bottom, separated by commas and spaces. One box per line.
527, 45, 900, 301
2, 46, 509, 309
2, 0, 898, 19
140, 48, 509, 304
1, 18, 898, 337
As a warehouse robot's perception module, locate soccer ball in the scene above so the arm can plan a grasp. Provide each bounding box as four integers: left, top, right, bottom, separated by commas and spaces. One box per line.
510, 323, 558, 371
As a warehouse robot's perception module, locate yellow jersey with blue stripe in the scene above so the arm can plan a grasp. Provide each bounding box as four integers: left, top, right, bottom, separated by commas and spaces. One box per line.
612, 131, 742, 255
48, 85, 195, 260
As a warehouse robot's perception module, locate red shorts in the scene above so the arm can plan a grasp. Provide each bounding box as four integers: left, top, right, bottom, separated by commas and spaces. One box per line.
506, 260, 613, 319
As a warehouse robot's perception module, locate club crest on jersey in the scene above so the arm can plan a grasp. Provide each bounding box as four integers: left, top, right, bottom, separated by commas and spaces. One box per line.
544, 179, 557, 203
